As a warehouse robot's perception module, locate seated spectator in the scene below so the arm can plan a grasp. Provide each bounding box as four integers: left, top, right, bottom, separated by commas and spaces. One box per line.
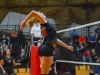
2, 43, 8, 51
9, 43, 18, 58
77, 42, 85, 53
91, 48, 98, 62
69, 42, 73, 47
68, 42, 77, 54
0, 49, 5, 60
0, 35, 9, 47
10, 29, 18, 44
70, 29, 78, 43
78, 34, 86, 46
88, 32, 97, 48
83, 49, 92, 62
15, 49, 26, 64
95, 25, 100, 41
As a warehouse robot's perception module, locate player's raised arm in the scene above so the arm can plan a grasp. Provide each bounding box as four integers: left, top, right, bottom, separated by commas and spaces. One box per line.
20, 10, 47, 30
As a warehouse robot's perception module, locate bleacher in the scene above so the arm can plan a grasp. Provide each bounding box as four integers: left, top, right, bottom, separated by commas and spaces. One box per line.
14, 68, 30, 75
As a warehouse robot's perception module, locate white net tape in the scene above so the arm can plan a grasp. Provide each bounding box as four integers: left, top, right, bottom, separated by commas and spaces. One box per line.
56, 60, 100, 66
57, 21, 100, 33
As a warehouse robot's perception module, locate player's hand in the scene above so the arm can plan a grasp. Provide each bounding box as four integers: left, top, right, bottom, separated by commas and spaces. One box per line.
54, 71, 57, 74
18, 63, 21, 66
3, 70, 6, 75
68, 46, 73, 52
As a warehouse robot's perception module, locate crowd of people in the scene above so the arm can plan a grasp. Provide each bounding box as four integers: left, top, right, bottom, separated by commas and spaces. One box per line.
70, 25, 100, 75
0, 29, 27, 75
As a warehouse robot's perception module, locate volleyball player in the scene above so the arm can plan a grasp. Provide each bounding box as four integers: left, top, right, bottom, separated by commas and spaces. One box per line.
0, 49, 21, 75
20, 10, 73, 75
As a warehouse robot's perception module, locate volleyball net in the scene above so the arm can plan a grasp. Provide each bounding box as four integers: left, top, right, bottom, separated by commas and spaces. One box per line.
57, 21, 100, 33
53, 59, 100, 75
51, 21, 100, 75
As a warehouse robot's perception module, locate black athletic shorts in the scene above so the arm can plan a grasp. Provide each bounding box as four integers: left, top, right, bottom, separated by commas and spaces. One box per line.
5, 68, 13, 74
38, 44, 55, 57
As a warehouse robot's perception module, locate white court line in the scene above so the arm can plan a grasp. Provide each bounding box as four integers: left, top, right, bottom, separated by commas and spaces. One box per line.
57, 21, 100, 33
56, 60, 100, 65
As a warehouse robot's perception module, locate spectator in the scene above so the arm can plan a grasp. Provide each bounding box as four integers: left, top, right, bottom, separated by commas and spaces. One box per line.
2, 43, 8, 51
30, 21, 42, 46
0, 35, 9, 46
15, 49, 26, 64
88, 32, 97, 48
9, 43, 18, 58
10, 29, 18, 44
77, 42, 85, 53
95, 25, 100, 41
0, 49, 5, 60
17, 30, 24, 48
91, 48, 98, 63
83, 49, 92, 62
68, 42, 77, 54
0, 42, 2, 50
78, 34, 86, 46
70, 29, 78, 43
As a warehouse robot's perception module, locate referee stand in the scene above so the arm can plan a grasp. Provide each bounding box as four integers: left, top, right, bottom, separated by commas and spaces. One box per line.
30, 35, 43, 75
